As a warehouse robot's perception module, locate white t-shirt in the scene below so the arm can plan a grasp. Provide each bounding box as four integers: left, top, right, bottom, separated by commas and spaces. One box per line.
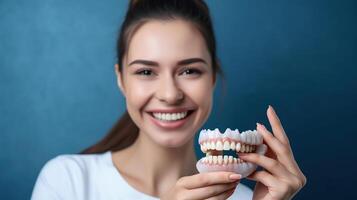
31, 151, 253, 200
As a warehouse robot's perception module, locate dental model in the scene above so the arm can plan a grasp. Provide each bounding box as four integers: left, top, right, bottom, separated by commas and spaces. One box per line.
196, 128, 267, 178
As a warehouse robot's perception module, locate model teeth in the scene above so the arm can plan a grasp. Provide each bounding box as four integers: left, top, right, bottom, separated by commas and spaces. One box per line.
153, 111, 188, 121
202, 155, 246, 165
197, 127, 269, 180
235, 142, 241, 152
230, 141, 235, 150
198, 128, 266, 168
216, 141, 223, 151
201, 141, 256, 153
223, 141, 230, 150
198, 128, 263, 145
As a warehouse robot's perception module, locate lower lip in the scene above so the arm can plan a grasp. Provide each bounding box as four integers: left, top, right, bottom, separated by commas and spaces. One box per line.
148, 111, 194, 129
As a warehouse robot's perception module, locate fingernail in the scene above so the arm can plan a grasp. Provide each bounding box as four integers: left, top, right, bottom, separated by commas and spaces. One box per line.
269, 105, 277, 114
229, 174, 242, 180
256, 123, 266, 130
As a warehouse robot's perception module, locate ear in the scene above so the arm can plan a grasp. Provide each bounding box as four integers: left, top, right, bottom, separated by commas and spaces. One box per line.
115, 64, 126, 97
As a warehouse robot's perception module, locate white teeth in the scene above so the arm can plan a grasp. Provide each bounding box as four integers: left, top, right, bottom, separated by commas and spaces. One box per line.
213, 156, 217, 164
229, 156, 233, 164
208, 156, 213, 164
210, 141, 216, 150
236, 142, 241, 152
223, 141, 230, 150
203, 140, 258, 153
223, 155, 228, 164
199, 128, 263, 147
202, 139, 258, 152
241, 144, 246, 153
206, 142, 211, 150
230, 141, 236, 150
203, 154, 257, 165
200, 144, 207, 153
167, 113, 172, 120
216, 141, 223, 151
203, 143, 207, 151
218, 155, 223, 165
153, 111, 188, 121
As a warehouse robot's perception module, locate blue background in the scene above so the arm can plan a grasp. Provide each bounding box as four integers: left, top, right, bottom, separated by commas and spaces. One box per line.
1, 0, 356, 199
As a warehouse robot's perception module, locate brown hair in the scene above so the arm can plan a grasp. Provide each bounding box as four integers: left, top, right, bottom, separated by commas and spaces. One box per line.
81, 0, 224, 154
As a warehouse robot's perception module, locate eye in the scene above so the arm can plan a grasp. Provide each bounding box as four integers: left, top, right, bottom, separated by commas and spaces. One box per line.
135, 69, 153, 76
181, 68, 202, 76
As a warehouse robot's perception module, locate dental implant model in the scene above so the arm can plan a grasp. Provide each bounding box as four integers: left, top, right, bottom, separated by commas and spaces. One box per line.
196, 128, 267, 178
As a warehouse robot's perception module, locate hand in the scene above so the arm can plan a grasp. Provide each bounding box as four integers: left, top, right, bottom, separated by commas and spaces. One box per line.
160, 171, 242, 200
238, 105, 307, 200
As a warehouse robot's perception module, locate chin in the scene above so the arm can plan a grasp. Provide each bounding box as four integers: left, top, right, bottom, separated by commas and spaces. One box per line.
150, 130, 195, 149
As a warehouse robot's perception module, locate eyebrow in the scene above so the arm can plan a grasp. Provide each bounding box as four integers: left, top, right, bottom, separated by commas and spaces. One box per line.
128, 57, 207, 67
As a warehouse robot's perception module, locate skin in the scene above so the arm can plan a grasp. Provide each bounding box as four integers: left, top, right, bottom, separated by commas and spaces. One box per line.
239, 106, 307, 200
111, 19, 306, 200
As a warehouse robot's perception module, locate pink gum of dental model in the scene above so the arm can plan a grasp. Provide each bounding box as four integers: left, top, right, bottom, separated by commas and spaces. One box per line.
196, 128, 267, 178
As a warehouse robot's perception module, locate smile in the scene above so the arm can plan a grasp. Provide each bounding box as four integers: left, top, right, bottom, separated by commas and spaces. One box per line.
147, 109, 195, 129
196, 128, 267, 178
151, 110, 194, 121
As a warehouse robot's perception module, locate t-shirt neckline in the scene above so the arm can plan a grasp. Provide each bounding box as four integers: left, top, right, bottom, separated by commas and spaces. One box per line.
105, 151, 159, 200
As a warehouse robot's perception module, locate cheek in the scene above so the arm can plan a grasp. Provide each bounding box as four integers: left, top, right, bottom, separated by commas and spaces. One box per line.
180, 78, 214, 112
182, 78, 213, 102
125, 77, 155, 110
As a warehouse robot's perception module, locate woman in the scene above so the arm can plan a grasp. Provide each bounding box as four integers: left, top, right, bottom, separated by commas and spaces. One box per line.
31, 0, 306, 199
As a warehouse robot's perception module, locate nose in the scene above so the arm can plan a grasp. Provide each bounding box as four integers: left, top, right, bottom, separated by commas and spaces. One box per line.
156, 75, 184, 105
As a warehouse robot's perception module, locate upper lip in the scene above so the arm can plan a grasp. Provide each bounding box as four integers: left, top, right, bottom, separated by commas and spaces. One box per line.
146, 108, 194, 113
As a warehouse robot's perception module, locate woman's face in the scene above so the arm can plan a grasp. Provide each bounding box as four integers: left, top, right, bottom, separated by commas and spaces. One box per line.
116, 19, 215, 148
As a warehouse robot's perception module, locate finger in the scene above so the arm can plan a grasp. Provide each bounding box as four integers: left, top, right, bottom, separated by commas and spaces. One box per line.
256, 122, 292, 157
238, 152, 291, 178
205, 188, 236, 200
246, 170, 279, 187
267, 105, 290, 145
179, 172, 241, 189
189, 182, 238, 200
257, 123, 303, 178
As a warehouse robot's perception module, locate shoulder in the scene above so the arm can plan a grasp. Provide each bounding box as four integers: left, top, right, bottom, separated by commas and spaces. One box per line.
31, 152, 110, 200
38, 153, 104, 179
228, 183, 253, 200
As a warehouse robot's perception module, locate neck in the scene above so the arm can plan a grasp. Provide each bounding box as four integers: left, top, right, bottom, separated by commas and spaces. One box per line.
121, 130, 198, 196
